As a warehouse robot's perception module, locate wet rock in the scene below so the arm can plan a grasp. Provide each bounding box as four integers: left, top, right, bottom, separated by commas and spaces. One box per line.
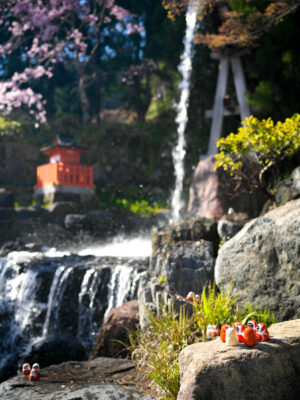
15, 206, 49, 221
0, 191, 14, 208
275, 178, 293, 205
150, 240, 215, 297
0, 207, 15, 221
177, 319, 300, 400
217, 219, 244, 242
64, 214, 92, 231
90, 300, 139, 359
0, 357, 154, 400
215, 199, 300, 321
48, 201, 79, 216
22, 334, 87, 369
152, 217, 218, 253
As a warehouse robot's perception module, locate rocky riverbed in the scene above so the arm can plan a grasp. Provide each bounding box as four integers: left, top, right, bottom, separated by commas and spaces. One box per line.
0, 357, 155, 400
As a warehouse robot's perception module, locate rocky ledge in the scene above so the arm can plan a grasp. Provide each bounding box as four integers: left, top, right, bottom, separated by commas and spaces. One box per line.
0, 357, 154, 400
177, 319, 300, 400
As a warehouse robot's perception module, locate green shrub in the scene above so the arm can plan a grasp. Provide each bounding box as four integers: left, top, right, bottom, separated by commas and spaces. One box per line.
214, 113, 300, 200
130, 283, 275, 400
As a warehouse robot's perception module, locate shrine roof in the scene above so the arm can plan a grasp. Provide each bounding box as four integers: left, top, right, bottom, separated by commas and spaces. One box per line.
41, 134, 88, 153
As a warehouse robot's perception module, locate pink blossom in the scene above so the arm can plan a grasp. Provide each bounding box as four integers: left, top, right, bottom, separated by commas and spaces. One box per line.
111, 5, 130, 20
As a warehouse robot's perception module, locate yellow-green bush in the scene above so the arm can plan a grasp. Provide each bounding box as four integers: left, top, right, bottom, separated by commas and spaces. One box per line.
214, 113, 300, 200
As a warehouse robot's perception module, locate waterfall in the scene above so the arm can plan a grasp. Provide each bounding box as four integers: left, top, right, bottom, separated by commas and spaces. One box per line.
104, 264, 142, 319
42, 264, 70, 337
171, 3, 198, 221
77, 267, 107, 348
0, 249, 148, 381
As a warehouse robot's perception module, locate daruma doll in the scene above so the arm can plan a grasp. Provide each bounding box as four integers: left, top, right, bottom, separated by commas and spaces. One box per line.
255, 323, 270, 342
220, 324, 230, 342
206, 325, 220, 337
244, 327, 257, 347
235, 323, 246, 342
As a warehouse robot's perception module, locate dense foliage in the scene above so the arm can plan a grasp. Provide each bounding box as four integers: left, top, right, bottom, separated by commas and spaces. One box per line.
214, 113, 300, 200
130, 282, 274, 400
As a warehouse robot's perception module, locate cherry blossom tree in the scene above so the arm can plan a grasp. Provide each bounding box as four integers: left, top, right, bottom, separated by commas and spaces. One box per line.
0, 0, 142, 125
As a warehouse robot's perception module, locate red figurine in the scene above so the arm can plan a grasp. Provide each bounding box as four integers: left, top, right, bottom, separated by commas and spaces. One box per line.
29, 367, 39, 381
22, 363, 31, 376
206, 324, 220, 337
235, 323, 246, 342
232, 321, 241, 330
255, 323, 270, 342
220, 324, 230, 342
244, 327, 257, 347
185, 291, 195, 302
247, 320, 258, 331
32, 363, 40, 373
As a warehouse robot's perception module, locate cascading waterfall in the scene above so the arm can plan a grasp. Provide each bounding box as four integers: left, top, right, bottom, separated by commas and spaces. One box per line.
0, 248, 148, 381
42, 264, 70, 337
171, 3, 198, 221
104, 264, 142, 319
77, 267, 108, 348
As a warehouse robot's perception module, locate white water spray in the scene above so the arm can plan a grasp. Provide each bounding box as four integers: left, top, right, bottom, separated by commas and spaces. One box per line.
78, 235, 152, 258
104, 265, 142, 318
171, 3, 198, 221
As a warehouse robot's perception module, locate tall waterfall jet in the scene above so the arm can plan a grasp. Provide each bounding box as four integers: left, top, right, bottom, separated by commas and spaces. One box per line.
171, 3, 198, 221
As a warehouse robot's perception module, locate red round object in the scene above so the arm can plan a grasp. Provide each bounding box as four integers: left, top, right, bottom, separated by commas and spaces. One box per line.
244, 327, 257, 347
29, 368, 39, 381
22, 363, 31, 376
255, 323, 270, 341
232, 321, 240, 330
206, 324, 220, 337
220, 324, 230, 342
235, 323, 246, 342
247, 320, 258, 331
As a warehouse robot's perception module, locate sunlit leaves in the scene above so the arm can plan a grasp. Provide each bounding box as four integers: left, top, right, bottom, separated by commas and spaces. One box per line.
214, 113, 300, 198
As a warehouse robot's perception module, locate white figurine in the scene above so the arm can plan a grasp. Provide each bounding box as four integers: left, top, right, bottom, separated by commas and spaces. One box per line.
225, 327, 239, 346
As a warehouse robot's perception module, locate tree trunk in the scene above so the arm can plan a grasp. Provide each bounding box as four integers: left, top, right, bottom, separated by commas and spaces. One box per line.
78, 75, 90, 125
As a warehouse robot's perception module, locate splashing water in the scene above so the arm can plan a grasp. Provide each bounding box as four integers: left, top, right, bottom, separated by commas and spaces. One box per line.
42, 264, 70, 337
78, 235, 152, 258
104, 265, 142, 319
171, 3, 198, 221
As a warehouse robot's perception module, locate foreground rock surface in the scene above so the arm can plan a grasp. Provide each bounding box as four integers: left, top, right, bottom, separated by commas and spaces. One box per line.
178, 319, 300, 400
0, 357, 154, 400
215, 199, 300, 321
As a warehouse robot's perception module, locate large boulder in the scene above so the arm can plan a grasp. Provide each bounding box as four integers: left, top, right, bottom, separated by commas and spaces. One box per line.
215, 199, 300, 321
178, 319, 300, 400
150, 240, 215, 297
150, 218, 217, 297
89, 300, 139, 359
187, 155, 266, 220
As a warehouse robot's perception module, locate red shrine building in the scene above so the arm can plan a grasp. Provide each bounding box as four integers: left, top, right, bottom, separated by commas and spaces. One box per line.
35, 134, 94, 202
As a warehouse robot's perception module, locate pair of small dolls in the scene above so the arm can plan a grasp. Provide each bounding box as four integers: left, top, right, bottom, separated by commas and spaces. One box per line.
207, 320, 270, 346
22, 363, 40, 381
